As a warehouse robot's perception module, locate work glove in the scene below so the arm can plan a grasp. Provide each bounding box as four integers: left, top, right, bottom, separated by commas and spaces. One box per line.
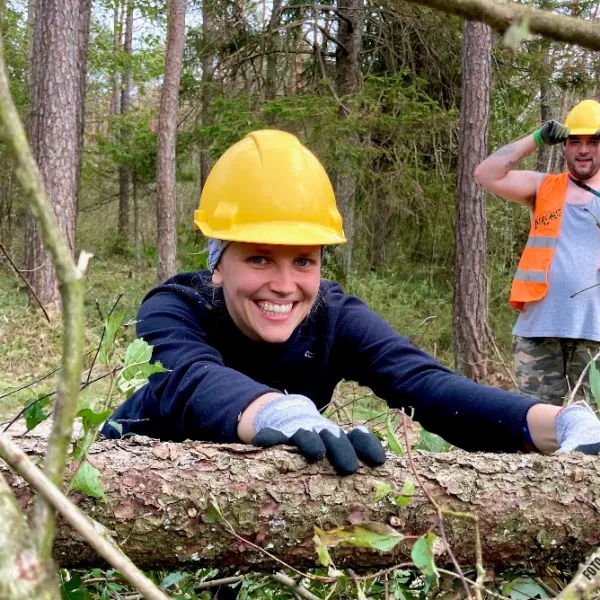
533, 120, 570, 147
252, 394, 386, 475
555, 402, 600, 455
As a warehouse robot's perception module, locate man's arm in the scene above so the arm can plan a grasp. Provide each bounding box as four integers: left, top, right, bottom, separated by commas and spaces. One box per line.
474, 134, 544, 205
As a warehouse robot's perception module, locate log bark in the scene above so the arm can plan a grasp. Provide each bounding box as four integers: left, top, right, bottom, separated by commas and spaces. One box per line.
2, 436, 600, 571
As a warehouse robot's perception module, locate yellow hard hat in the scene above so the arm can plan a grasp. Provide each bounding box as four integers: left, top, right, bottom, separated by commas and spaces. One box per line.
565, 99, 600, 135
194, 130, 346, 245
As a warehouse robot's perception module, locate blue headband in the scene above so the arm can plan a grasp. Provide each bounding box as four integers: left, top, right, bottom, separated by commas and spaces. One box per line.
208, 239, 231, 272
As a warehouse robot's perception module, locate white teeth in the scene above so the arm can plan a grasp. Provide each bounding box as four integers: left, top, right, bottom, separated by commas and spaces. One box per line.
257, 301, 293, 315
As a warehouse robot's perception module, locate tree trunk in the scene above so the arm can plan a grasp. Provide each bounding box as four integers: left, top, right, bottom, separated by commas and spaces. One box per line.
2, 437, 599, 570
112, 1, 122, 118
200, 0, 215, 189
265, 0, 283, 102
24, 0, 81, 310
156, 0, 186, 282
118, 0, 134, 241
537, 41, 553, 173
453, 21, 491, 382
133, 175, 141, 262
334, 0, 362, 276
75, 0, 92, 218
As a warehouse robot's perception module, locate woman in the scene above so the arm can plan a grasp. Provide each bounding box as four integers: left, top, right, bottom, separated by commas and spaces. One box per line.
103, 130, 600, 474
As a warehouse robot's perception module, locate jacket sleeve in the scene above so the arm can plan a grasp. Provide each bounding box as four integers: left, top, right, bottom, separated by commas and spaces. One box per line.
125, 290, 278, 442
330, 291, 541, 452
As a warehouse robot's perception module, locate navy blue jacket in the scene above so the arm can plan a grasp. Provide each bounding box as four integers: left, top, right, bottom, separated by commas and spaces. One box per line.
102, 271, 540, 451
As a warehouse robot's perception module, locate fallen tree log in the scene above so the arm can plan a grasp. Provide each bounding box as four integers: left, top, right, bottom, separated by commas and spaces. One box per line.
2, 435, 600, 570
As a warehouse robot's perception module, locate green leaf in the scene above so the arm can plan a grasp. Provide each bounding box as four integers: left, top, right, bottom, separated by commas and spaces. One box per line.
589, 359, 600, 412
119, 338, 168, 382
502, 16, 533, 53
411, 533, 439, 581
203, 495, 223, 523
99, 311, 124, 365
314, 522, 403, 552
314, 532, 333, 567
394, 478, 415, 507
77, 408, 113, 430
160, 571, 188, 589
501, 576, 550, 599
105, 420, 123, 436
386, 412, 404, 456
372, 480, 393, 502
24, 395, 52, 432
71, 461, 106, 500
414, 429, 452, 453
123, 338, 152, 369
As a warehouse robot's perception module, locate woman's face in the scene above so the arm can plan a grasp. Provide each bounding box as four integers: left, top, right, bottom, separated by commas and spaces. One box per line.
212, 242, 322, 343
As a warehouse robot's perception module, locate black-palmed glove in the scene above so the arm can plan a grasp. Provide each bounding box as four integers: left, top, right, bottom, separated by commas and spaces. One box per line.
252, 394, 386, 475
533, 120, 570, 147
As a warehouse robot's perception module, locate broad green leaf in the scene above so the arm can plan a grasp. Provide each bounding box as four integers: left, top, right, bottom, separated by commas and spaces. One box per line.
589, 359, 600, 412
414, 429, 452, 453
76, 408, 113, 430
123, 338, 152, 369
24, 395, 52, 432
501, 576, 550, 599
119, 338, 167, 382
394, 478, 415, 507
411, 533, 439, 581
315, 522, 403, 552
99, 311, 124, 365
71, 461, 105, 500
386, 412, 404, 456
372, 480, 393, 502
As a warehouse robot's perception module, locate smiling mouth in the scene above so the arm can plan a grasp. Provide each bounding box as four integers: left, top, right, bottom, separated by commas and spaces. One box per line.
256, 301, 294, 317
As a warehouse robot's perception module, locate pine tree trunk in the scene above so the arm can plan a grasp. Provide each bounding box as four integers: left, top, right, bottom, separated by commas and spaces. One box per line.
200, 0, 214, 189
118, 0, 134, 241
75, 0, 92, 217
156, 0, 186, 282
24, 0, 81, 310
2, 437, 599, 571
453, 21, 492, 382
537, 41, 553, 173
334, 0, 362, 276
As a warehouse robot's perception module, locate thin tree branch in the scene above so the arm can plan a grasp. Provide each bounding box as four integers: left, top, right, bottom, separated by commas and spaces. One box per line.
271, 573, 322, 600
0, 433, 171, 600
0, 34, 86, 559
399, 0, 600, 51
0, 240, 51, 322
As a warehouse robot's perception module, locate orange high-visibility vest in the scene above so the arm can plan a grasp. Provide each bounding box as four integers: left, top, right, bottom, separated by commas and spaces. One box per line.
509, 173, 568, 311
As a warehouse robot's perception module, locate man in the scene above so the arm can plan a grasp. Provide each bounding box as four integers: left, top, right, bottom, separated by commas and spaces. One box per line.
475, 99, 600, 405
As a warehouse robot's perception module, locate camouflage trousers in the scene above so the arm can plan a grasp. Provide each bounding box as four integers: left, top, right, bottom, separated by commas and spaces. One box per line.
513, 336, 600, 406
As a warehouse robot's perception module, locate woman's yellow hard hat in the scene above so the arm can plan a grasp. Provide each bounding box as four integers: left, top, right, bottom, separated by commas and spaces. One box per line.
194, 130, 346, 245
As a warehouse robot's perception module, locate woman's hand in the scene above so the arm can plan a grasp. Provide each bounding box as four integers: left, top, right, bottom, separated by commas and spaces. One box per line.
247, 394, 386, 475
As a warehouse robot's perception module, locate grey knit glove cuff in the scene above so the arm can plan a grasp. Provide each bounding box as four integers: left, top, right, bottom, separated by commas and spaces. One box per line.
556, 402, 600, 454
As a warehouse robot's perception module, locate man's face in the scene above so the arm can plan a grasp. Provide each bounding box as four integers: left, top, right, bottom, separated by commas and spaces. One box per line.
565, 135, 600, 180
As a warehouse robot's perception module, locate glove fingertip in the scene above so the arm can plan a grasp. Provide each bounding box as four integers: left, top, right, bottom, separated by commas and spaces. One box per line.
347, 429, 387, 467
572, 442, 600, 456
320, 429, 359, 475
291, 428, 326, 462
252, 428, 290, 448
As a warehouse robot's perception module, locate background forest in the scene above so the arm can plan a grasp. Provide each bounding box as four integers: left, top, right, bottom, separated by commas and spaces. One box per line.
1, 0, 600, 598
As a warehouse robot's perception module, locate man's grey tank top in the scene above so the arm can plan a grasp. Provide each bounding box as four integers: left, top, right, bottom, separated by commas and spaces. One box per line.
513, 189, 600, 341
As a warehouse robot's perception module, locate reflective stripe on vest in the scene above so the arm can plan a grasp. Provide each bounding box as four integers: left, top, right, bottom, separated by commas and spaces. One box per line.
525, 236, 557, 249
514, 269, 546, 283
509, 172, 569, 311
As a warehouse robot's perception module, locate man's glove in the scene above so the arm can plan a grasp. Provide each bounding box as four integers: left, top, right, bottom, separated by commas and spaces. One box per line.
533, 120, 570, 147
252, 394, 386, 475
555, 402, 600, 455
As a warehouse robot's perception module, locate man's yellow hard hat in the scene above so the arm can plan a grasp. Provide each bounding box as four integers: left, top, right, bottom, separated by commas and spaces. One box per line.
565, 99, 600, 135
194, 130, 346, 245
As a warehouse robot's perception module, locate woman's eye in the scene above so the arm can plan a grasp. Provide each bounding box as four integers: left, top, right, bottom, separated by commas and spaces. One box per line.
248, 256, 267, 265
296, 258, 312, 267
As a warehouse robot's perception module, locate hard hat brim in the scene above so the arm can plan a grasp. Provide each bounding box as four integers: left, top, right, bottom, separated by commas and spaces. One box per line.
569, 128, 600, 136
194, 220, 347, 246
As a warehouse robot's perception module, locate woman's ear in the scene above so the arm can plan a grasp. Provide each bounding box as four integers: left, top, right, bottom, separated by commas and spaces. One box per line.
212, 266, 223, 285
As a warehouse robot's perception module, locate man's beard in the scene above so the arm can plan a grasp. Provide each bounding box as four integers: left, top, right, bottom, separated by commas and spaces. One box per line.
567, 156, 600, 181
